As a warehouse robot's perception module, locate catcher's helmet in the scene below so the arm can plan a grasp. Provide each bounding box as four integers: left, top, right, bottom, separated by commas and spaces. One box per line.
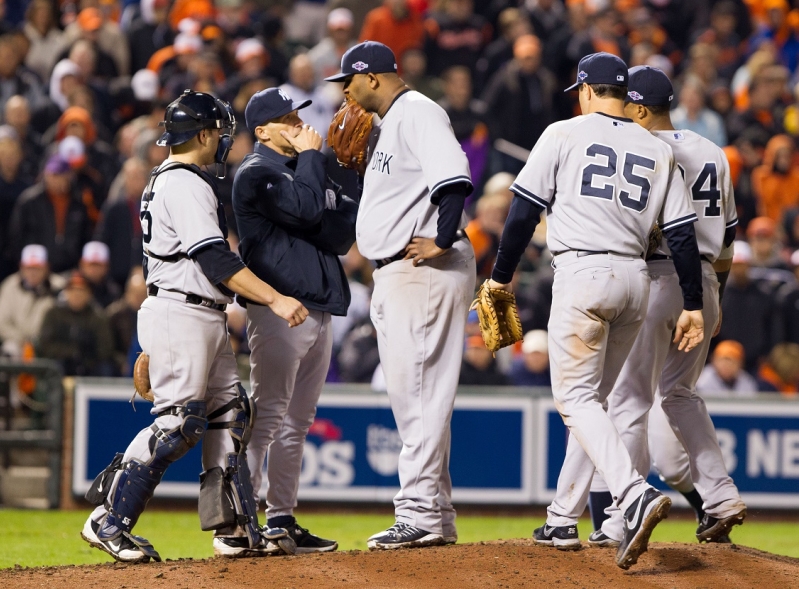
157, 89, 235, 148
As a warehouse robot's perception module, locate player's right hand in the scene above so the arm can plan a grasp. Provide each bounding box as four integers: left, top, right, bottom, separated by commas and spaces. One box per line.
281, 125, 323, 152
674, 309, 704, 352
270, 295, 309, 327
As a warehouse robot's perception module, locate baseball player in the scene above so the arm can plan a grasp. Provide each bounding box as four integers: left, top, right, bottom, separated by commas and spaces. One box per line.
325, 41, 476, 549
224, 88, 358, 556
488, 53, 706, 569
585, 67, 746, 547
81, 90, 308, 563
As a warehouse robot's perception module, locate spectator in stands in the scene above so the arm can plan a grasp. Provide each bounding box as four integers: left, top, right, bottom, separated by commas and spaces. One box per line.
482, 34, 556, 175
4, 95, 43, 180
307, 8, 357, 83
671, 77, 728, 147
727, 75, 785, 143
696, 340, 759, 396
747, 216, 792, 271
510, 330, 551, 387
78, 241, 121, 309
8, 154, 92, 274
0, 126, 33, 279
55, 106, 119, 208
106, 268, 147, 376
464, 192, 511, 280
573, 7, 631, 64
459, 335, 508, 386
96, 157, 148, 289
66, 6, 128, 77
718, 241, 778, 371
359, 0, 425, 73
748, 0, 799, 72
22, 0, 68, 83
37, 271, 115, 376
0, 33, 44, 112
756, 342, 799, 394
777, 249, 799, 344
439, 65, 487, 184
127, 0, 173, 73
751, 135, 799, 222
423, 0, 491, 77
527, 0, 566, 45
474, 7, 531, 95
60, 9, 120, 81
0, 245, 65, 359
693, 1, 744, 81
279, 54, 338, 139
626, 8, 681, 68
31, 59, 81, 136
401, 48, 444, 102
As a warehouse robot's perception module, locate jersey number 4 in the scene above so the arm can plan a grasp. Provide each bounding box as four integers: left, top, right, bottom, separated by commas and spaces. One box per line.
690, 162, 721, 218
580, 144, 656, 212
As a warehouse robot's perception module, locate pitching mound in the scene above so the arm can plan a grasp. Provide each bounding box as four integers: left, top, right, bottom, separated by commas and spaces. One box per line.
3, 540, 798, 589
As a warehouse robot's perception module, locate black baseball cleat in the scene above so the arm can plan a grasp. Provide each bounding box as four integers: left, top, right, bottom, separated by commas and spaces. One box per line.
533, 524, 581, 550
285, 522, 338, 553
213, 535, 281, 557
367, 522, 444, 550
696, 507, 746, 543
615, 488, 671, 570
587, 529, 620, 548
81, 517, 161, 563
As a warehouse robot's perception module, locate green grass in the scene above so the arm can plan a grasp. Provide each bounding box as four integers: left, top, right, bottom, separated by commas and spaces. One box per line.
0, 509, 795, 569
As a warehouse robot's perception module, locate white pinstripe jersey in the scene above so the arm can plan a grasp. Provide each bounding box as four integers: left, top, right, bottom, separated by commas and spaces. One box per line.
356, 90, 471, 259
651, 129, 738, 263
511, 113, 696, 256
140, 161, 233, 304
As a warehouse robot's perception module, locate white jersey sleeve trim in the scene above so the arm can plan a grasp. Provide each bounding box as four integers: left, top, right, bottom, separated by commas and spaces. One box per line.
510, 183, 548, 209
726, 218, 739, 228
187, 236, 226, 256
660, 213, 698, 232
430, 175, 473, 199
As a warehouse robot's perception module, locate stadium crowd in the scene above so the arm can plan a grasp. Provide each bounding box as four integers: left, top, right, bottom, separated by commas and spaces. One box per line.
0, 0, 798, 399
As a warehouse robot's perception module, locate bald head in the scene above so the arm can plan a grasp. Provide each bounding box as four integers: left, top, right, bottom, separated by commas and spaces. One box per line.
289, 54, 315, 92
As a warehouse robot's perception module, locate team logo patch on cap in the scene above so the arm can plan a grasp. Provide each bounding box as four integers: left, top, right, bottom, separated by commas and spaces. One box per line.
352, 61, 368, 71
627, 91, 643, 100
577, 70, 588, 81
278, 89, 291, 101
617, 74, 625, 82
669, 94, 674, 101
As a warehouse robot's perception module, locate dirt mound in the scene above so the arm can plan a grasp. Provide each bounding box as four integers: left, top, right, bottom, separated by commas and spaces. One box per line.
3, 541, 798, 589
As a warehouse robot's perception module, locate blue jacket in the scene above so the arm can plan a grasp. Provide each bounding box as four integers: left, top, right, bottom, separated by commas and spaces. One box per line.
232, 143, 358, 316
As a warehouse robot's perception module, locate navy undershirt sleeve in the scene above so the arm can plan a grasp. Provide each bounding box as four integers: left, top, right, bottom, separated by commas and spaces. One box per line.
435, 187, 467, 249
491, 196, 545, 284
193, 241, 246, 285
663, 223, 703, 311
723, 226, 736, 248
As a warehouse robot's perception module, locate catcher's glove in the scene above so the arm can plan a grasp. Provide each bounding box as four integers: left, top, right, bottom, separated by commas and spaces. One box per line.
646, 224, 663, 260
327, 97, 373, 174
133, 353, 154, 402
470, 280, 524, 354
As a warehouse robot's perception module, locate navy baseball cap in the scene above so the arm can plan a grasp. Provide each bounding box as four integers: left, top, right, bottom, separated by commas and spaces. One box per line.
324, 41, 398, 82
244, 88, 311, 133
564, 52, 628, 92
626, 65, 674, 106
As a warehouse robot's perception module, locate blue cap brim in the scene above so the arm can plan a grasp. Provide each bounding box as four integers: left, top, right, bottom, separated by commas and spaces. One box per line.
293, 99, 312, 111
564, 81, 581, 92
324, 72, 353, 82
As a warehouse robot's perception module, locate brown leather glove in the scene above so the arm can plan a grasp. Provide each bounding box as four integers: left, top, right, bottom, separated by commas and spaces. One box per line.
133, 353, 154, 402
327, 96, 373, 175
470, 280, 524, 354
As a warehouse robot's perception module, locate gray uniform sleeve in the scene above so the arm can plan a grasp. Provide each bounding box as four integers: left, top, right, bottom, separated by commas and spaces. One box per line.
406, 100, 472, 203
508, 124, 560, 207
721, 156, 738, 231
659, 158, 698, 231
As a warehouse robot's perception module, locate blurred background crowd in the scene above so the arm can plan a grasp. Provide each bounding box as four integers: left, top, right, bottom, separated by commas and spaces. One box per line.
0, 0, 798, 399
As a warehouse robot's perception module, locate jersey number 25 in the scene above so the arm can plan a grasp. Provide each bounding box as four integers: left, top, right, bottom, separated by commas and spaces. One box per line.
580, 144, 656, 212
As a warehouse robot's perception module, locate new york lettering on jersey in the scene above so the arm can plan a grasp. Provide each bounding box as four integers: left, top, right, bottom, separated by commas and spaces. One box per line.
510, 113, 695, 256
652, 129, 737, 262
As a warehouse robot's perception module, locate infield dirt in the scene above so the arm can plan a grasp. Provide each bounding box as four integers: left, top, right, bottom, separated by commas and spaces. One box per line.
2, 540, 798, 588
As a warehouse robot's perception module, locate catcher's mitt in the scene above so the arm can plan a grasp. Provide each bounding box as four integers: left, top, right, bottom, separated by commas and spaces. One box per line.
133, 353, 154, 402
327, 97, 373, 174
646, 223, 663, 259
470, 280, 524, 354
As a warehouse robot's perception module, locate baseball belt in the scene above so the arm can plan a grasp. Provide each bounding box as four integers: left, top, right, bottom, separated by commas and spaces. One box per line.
373, 229, 470, 269
148, 285, 226, 312
648, 254, 713, 263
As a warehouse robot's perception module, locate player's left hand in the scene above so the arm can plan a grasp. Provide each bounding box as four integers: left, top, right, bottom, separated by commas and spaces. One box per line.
486, 279, 511, 291
674, 309, 704, 352
403, 237, 447, 267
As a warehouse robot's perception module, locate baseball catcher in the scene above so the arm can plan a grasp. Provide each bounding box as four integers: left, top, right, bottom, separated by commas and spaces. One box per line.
471, 279, 524, 353
327, 96, 373, 174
